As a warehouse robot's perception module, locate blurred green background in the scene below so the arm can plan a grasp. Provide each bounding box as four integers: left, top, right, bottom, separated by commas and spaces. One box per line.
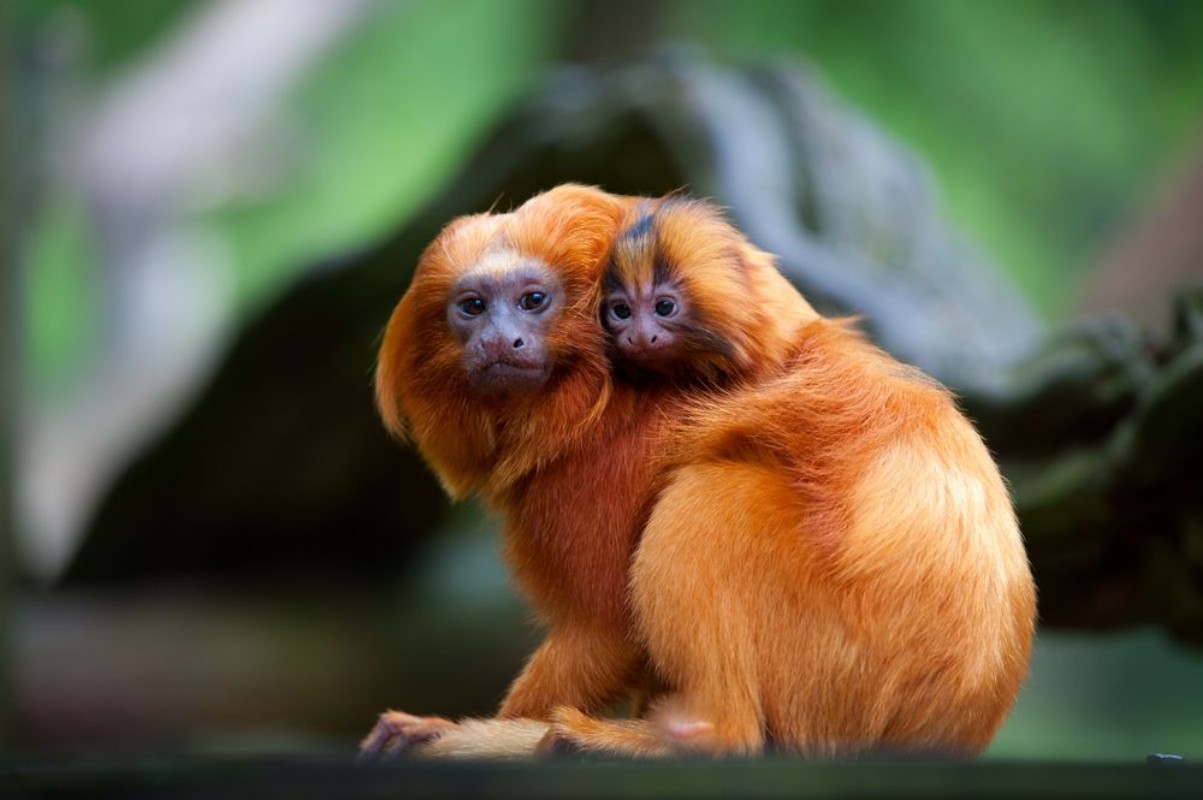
25, 0, 1203, 393
7, 0, 1203, 763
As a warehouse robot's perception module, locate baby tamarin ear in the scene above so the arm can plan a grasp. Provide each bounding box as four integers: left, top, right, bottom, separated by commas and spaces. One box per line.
602, 198, 817, 383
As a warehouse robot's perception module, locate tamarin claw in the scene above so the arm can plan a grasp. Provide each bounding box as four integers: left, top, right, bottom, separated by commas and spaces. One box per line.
358, 710, 458, 762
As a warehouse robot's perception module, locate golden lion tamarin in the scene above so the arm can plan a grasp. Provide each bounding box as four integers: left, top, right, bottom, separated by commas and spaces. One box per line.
362, 189, 1035, 760
363, 185, 663, 758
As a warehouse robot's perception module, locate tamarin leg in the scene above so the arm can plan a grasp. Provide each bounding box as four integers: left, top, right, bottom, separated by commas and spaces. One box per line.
637, 459, 825, 755
498, 621, 641, 719
553, 461, 811, 757
541, 706, 673, 758
362, 622, 639, 760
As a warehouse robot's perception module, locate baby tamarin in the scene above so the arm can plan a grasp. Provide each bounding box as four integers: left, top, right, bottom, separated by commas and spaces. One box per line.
539, 198, 1036, 757
600, 198, 814, 385
363, 188, 1035, 759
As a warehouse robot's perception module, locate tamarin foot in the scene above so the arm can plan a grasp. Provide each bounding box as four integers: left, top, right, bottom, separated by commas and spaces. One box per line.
358, 710, 458, 761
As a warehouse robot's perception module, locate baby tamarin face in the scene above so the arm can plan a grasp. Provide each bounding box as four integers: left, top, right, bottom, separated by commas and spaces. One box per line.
603, 200, 738, 381
601, 225, 689, 368
602, 199, 808, 383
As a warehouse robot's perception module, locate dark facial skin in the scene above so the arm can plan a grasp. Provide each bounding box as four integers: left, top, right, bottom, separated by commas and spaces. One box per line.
603, 280, 686, 366
449, 261, 564, 395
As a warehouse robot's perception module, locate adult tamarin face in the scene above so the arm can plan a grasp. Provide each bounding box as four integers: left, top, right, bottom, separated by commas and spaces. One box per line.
448, 253, 565, 395
375, 183, 630, 480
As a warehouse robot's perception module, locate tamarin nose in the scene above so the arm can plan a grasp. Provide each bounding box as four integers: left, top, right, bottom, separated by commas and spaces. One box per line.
513, 337, 524, 348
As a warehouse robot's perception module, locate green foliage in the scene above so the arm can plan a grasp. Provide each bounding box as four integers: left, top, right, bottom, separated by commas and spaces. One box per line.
23, 201, 96, 396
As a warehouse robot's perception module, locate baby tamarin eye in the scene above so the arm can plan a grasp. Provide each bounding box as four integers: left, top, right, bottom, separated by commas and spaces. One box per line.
654, 298, 676, 317
610, 302, 632, 320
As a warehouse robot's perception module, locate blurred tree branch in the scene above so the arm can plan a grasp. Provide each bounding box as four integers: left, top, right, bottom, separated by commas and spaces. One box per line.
64, 52, 1203, 645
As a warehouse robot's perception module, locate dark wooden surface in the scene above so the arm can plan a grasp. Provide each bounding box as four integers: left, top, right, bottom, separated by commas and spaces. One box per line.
0, 753, 1200, 800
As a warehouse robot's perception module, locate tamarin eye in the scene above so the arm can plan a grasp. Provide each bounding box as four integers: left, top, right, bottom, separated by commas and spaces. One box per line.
611, 302, 632, 320
520, 291, 547, 311
459, 297, 486, 316
655, 299, 676, 317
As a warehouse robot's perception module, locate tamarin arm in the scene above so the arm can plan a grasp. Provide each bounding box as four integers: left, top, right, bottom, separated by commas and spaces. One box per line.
498, 621, 641, 719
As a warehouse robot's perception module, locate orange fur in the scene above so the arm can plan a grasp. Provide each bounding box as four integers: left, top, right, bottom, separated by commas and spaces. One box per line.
370, 185, 670, 743
545, 199, 1037, 758
606, 198, 817, 382
364, 187, 1035, 761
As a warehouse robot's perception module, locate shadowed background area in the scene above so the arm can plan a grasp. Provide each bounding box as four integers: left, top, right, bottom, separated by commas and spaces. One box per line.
4, 0, 1203, 766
